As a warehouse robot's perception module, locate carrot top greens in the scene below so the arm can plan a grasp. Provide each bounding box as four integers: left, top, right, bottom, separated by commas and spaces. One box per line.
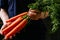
28, 0, 53, 11
28, 0, 60, 33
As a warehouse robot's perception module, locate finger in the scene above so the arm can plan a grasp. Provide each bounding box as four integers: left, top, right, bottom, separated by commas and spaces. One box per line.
30, 10, 36, 12
0, 24, 7, 35
1, 24, 7, 30
40, 12, 45, 19
3, 37, 6, 40
28, 11, 37, 17
29, 8, 36, 12
44, 11, 49, 18
3, 22, 11, 29
2, 38, 8, 40
0, 30, 2, 35
2, 38, 6, 40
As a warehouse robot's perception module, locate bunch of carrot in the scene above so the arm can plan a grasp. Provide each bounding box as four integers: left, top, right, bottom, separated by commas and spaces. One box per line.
1, 12, 29, 40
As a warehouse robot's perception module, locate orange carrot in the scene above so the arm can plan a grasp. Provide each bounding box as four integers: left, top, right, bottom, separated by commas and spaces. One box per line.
4, 18, 28, 40
2, 17, 23, 35
6, 12, 27, 22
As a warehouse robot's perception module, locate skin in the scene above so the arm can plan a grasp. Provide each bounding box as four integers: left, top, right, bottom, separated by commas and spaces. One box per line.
27, 9, 49, 20
0, 8, 9, 30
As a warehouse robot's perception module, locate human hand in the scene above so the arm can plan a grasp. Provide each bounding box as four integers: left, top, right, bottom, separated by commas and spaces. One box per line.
27, 9, 49, 20
0, 22, 11, 35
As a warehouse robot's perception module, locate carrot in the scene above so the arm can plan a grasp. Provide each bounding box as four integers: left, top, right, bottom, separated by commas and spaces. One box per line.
6, 12, 27, 22
16, 19, 28, 33
2, 17, 23, 35
4, 18, 28, 40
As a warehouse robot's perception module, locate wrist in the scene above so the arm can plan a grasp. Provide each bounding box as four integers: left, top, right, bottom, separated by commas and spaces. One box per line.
0, 9, 9, 24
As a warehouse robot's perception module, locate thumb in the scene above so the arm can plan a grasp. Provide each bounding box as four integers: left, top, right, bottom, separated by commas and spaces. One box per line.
0, 24, 7, 35
1, 22, 11, 30
1, 24, 7, 30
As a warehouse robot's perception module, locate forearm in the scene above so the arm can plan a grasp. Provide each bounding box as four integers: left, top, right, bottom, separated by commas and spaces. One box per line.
0, 8, 9, 24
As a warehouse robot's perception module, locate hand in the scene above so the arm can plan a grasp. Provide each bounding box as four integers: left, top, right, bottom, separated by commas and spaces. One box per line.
27, 9, 49, 20
0, 8, 9, 35
0, 22, 11, 35
0, 8, 9, 23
